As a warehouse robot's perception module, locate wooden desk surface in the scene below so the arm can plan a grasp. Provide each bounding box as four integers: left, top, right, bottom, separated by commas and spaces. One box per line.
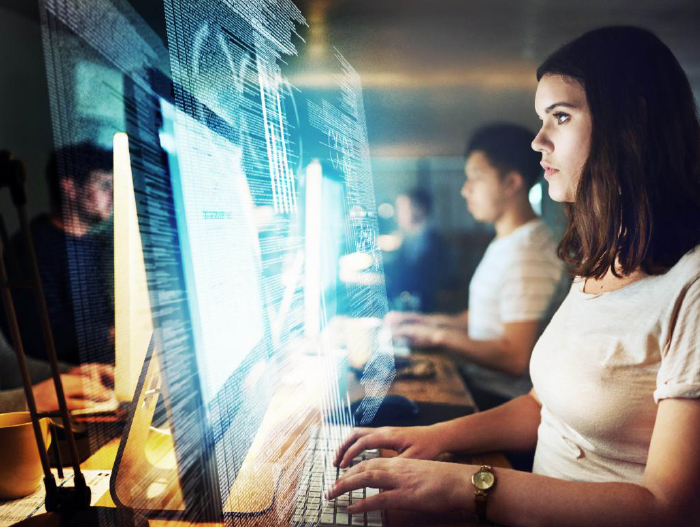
82, 353, 509, 527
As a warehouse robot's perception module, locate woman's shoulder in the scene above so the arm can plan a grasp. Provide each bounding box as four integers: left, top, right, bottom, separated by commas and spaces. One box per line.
663, 245, 700, 285
568, 246, 700, 301
628, 248, 700, 306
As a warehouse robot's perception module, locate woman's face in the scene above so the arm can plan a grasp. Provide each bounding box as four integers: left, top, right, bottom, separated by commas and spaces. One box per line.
532, 74, 592, 203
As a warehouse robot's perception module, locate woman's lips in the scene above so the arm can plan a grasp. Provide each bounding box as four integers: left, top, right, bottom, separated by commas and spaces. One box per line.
543, 167, 559, 180
541, 162, 559, 181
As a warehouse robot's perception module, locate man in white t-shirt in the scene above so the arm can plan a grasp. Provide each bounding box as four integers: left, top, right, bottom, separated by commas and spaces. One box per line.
389, 123, 566, 409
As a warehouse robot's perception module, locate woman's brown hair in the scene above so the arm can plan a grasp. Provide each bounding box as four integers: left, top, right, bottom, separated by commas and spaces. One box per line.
537, 26, 700, 278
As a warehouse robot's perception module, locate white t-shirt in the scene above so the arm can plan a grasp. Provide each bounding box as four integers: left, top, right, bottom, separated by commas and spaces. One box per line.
463, 219, 565, 399
531, 246, 700, 483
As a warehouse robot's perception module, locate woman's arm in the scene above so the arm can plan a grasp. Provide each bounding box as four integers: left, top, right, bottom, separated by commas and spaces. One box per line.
485, 398, 700, 527
430, 390, 541, 454
329, 398, 700, 527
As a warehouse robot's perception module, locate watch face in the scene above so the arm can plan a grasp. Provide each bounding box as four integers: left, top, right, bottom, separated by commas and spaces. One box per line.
472, 470, 495, 490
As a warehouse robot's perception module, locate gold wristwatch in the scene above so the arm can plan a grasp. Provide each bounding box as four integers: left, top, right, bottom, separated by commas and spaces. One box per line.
471, 465, 496, 523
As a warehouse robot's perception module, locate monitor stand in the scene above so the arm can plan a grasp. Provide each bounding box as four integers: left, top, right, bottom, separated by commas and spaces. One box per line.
109, 337, 280, 519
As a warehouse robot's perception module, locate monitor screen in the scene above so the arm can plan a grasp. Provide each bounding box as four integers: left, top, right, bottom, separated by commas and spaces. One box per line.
155, 95, 279, 517
160, 98, 266, 404
304, 159, 348, 337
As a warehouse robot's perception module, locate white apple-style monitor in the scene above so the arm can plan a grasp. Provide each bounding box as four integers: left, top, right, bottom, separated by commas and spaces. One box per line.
303, 159, 346, 338
113, 132, 153, 404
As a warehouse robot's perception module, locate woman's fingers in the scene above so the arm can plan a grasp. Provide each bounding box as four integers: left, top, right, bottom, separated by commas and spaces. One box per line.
398, 447, 419, 458
338, 429, 397, 468
334, 428, 372, 466
336, 457, 395, 492
347, 490, 400, 514
326, 463, 396, 500
339, 434, 375, 468
327, 457, 471, 515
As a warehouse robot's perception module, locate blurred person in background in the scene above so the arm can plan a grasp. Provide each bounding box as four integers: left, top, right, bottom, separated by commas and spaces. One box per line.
1, 142, 115, 366
388, 123, 566, 410
383, 187, 449, 313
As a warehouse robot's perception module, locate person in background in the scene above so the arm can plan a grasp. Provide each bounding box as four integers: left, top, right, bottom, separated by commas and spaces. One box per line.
383, 187, 447, 313
389, 123, 565, 410
0, 329, 114, 413
0, 142, 115, 366
329, 26, 700, 527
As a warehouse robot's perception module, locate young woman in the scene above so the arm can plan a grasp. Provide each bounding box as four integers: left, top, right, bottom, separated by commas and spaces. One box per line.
326, 26, 700, 527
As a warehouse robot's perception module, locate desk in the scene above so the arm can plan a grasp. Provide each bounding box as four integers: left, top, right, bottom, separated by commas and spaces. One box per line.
81, 354, 509, 527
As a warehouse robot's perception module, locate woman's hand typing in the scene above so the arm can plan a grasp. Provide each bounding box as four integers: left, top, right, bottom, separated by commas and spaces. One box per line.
334, 425, 446, 469
325, 457, 473, 515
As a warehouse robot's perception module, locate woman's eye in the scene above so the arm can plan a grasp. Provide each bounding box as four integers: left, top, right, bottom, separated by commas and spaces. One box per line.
554, 112, 570, 125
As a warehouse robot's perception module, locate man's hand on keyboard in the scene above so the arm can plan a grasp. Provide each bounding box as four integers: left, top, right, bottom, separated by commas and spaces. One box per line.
33, 365, 114, 413
325, 457, 472, 514
390, 323, 445, 348
384, 311, 424, 330
68, 362, 115, 390
334, 426, 444, 469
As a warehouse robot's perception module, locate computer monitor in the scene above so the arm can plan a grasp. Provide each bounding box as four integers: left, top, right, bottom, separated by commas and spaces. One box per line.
161, 100, 267, 403
113, 132, 153, 404
166, 94, 278, 514
303, 159, 347, 338
110, 71, 280, 520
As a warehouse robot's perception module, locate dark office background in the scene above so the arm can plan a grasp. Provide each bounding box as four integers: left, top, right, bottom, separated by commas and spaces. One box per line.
2, 0, 699, 307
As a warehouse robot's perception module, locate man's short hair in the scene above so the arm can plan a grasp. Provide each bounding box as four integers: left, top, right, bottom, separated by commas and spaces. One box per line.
465, 123, 541, 189
46, 142, 112, 210
403, 187, 433, 216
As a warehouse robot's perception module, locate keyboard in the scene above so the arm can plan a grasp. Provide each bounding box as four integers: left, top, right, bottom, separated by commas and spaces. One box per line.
292, 424, 384, 526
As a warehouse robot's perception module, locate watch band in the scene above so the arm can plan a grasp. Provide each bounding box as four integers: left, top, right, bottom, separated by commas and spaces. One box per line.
472, 465, 495, 524
475, 489, 488, 523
